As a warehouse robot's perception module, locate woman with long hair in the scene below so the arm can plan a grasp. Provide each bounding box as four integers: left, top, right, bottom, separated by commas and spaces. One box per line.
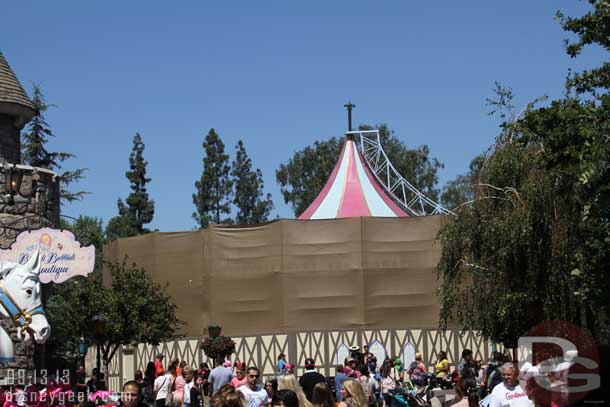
337, 379, 367, 407
278, 375, 312, 407
265, 379, 279, 406
143, 363, 157, 406
171, 365, 185, 407
379, 366, 395, 407
311, 383, 334, 407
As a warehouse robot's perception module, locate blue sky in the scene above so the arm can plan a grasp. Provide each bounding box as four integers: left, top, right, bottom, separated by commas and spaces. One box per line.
1, 1, 605, 231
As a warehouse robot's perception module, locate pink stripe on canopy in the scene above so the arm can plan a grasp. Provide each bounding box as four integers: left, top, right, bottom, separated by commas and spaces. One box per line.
298, 138, 409, 219
338, 141, 370, 217
298, 141, 348, 220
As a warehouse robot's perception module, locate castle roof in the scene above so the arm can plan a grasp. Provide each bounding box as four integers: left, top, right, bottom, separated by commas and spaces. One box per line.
0, 51, 36, 124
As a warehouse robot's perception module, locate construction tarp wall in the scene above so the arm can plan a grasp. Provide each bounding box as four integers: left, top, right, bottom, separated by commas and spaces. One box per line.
103, 216, 447, 337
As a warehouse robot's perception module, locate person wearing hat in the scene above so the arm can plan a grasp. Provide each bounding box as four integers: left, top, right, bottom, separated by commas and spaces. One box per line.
298, 358, 326, 402
277, 353, 288, 376
349, 345, 364, 372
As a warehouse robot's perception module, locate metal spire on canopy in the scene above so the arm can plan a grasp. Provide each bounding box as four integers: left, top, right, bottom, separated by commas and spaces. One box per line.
298, 103, 452, 219
344, 102, 356, 132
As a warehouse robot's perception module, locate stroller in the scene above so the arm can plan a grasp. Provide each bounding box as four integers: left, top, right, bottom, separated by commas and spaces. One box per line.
388, 382, 428, 407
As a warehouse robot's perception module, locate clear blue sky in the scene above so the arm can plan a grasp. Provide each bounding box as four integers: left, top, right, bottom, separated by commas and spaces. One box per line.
1, 1, 605, 231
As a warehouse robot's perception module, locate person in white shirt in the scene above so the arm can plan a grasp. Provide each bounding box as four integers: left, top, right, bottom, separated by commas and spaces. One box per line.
154, 369, 172, 407
490, 363, 530, 407
238, 367, 268, 407
183, 366, 195, 407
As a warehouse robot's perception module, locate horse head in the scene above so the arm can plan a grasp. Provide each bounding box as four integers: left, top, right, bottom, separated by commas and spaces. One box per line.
0, 251, 50, 343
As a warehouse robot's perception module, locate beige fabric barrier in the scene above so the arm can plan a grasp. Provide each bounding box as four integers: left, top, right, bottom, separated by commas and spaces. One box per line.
103, 216, 446, 337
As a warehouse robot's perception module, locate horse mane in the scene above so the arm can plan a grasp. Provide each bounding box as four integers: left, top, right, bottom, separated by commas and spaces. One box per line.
0, 261, 41, 298
0, 262, 16, 279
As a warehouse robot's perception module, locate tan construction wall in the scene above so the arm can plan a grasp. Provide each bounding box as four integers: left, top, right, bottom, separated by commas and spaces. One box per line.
103, 216, 448, 337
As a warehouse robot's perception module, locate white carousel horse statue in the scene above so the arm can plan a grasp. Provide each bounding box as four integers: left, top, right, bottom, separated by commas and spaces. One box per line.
0, 251, 50, 362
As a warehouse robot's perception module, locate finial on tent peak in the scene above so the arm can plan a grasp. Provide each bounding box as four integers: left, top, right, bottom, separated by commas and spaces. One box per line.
344, 102, 356, 134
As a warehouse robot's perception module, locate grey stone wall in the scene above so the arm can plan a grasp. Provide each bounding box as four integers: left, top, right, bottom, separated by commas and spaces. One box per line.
0, 318, 34, 370
0, 165, 59, 372
0, 167, 60, 248
0, 113, 21, 164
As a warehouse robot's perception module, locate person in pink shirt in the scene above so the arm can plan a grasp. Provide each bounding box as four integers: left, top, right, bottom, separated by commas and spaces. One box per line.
231, 362, 248, 388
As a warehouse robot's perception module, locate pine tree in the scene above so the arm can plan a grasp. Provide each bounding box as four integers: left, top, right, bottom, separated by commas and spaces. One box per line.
21, 84, 87, 204
192, 128, 233, 228
106, 133, 155, 240
231, 140, 273, 224
123, 133, 155, 233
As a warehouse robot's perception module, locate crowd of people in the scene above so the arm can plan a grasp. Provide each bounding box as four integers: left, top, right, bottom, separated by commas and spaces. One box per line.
0, 346, 569, 407
123, 346, 558, 407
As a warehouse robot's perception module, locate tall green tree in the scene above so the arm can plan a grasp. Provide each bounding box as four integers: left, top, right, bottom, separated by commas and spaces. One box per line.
106, 133, 155, 240
276, 137, 341, 218
21, 84, 87, 204
556, 0, 610, 96
45, 258, 182, 372
436, 1, 610, 346
68, 215, 105, 249
193, 128, 233, 228
276, 124, 443, 217
231, 140, 274, 224
44, 215, 105, 369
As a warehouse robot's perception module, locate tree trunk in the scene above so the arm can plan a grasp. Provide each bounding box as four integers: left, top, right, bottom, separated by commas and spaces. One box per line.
102, 345, 110, 390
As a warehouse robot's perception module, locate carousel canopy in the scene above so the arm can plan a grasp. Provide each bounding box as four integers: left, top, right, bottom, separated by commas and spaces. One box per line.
299, 138, 409, 219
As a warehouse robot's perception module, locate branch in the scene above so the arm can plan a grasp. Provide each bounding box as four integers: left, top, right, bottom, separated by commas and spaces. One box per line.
107, 343, 120, 363
514, 95, 549, 122
452, 195, 514, 213
453, 258, 489, 272
474, 183, 525, 207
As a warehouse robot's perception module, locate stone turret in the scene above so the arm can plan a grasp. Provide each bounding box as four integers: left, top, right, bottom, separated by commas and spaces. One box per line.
0, 51, 60, 371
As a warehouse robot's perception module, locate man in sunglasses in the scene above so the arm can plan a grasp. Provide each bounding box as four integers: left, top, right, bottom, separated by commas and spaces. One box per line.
238, 367, 268, 407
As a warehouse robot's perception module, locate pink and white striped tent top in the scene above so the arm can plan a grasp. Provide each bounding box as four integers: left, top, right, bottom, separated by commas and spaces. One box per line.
298, 139, 409, 219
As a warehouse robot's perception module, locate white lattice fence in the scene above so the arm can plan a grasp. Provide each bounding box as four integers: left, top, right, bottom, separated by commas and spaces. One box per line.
103, 328, 496, 390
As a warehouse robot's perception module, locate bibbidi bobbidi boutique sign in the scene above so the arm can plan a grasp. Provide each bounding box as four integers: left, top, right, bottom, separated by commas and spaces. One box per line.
0, 228, 95, 283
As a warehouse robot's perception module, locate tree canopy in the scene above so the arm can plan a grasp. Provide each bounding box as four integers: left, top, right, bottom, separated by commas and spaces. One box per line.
45, 216, 181, 370
193, 128, 233, 228
106, 133, 155, 240
276, 124, 443, 217
232, 140, 274, 224
21, 84, 87, 204
436, 1, 610, 346
556, 0, 610, 96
